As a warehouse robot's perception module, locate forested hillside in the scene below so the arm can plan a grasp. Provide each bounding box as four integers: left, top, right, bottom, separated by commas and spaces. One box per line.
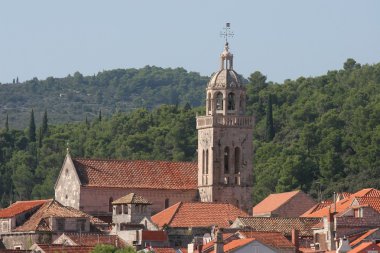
0, 58, 379, 207
0, 66, 208, 129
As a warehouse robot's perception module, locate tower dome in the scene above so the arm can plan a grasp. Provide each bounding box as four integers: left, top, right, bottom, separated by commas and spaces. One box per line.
208, 42, 242, 89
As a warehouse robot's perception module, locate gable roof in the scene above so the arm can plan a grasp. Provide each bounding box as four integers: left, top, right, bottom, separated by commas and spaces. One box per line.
302, 188, 380, 218
238, 231, 295, 249
0, 200, 48, 218
152, 202, 248, 228
152, 248, 188, 253
73, 158, 198, 190
222, 238, 256, 253
113, 193, 151, 205
30, 244, 94, 253
233, 217, 321, 237
354, 197, 380, 213
252, 190, 301, 216
55, 233, 127, 247
349, 242, 380, 253
13, 200, 92, 232
350, 228, 379, 247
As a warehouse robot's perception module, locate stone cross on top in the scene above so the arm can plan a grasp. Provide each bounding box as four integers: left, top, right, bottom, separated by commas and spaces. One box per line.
220, 23, 234, 44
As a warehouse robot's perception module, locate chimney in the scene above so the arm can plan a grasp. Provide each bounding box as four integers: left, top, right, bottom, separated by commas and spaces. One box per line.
188, 243, 194, 253
214, 228, 224, 253
291, 229, 299, 253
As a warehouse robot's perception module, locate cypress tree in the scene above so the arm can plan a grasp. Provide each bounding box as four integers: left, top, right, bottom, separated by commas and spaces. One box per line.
98, 109, 102, 122
38, 127, 43, 148
266, 94, 275, 141
41, 110, 48, 136
5, 114, 9, 132
29, 109, 36, 142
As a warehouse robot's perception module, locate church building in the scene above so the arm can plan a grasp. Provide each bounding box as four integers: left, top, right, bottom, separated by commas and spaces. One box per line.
54, 31, 254, 218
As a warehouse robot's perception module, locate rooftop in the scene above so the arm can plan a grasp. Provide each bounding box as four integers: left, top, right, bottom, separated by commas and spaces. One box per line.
152, 202, 248, 228
72, 158, 198, 190
0, 200, 48, 219
112, 193, 151, 205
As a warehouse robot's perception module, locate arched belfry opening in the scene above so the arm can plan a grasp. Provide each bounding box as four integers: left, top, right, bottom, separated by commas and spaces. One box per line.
196, 23, 254, 213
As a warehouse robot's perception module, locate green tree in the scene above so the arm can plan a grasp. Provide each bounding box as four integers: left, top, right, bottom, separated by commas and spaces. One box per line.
28, 109, 36, 142
42, 110, 48, 136
266, 94, 274, 141
5, 114, 9, 132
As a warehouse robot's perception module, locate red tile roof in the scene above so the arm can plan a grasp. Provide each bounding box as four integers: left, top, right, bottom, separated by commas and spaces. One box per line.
142, 230, 169, 242
58, 233, 127, 247
355, 197, 380, 213
252, 190, 300, 215
302, 188, 380, 218
350, 228, 379, 247
0, 200, 48, 218
223, 238, 255, 253
234, 217, 321, 237
73, 158, 198, 190
238, 231, 295, 249
14, 200, 92, 232
32, 244, 94, 253
152, 202, 248, 228
202, 233, 240, 252
153, 247, 187, 253
349, 242, 380, 253
302, 201, 333, 217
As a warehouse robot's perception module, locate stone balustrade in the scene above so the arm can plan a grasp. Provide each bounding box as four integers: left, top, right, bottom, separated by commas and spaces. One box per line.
196, 115, 253, 129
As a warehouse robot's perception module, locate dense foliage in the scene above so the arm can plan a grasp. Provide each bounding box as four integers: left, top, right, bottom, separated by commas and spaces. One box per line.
91, 244, 137, 253
0, 66, 208, 129
0, 58, 379, 207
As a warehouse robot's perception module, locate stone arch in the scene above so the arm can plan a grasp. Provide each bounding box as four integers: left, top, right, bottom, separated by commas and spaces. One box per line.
234, 147, 241, 173
224, 147, 230, 173
228, 92, 235, 110
216, 92, 223, 111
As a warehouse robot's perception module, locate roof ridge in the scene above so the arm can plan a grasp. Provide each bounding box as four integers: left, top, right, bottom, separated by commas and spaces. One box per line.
167, 202, 182, 225
74, 158, 197, 164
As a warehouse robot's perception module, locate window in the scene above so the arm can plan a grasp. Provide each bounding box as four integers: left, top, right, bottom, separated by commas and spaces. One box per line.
109, 197, 113, 212
228, 93, 235, 110
202, 150, 205, 174
57, 218, 65, 231
165, 198, 170, 209
207, 93, 211, 113
65, 168, 69, 177
205, 149, 209, 174
77, 219, 86, 232
123, 204, 128, 214
234, 147, 240, 173
224, 147, 230, 173
216, 92, 223, 110
2, 221, 8, 232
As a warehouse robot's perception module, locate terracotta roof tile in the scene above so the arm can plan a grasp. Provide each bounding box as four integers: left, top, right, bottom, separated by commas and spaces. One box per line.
73, 159, 198, 190
349, 241, 380, 253
222, 238, 255, 253
14, 200, 92, 232
0, 250, 31, 253
302, 201, 333, 217
58, 233, 127, 247
0, 200, 48, 218
350, 228, 379, 247
202, 233, 240, 252
153, 247, 187, 253
32, 244, 94, 253
142, 230, 169, 242
355, 197, 380, 213
113, 193, 151, 205
152, 202, 248, 228
252, 190, 300, 215
238, 231, 295, 249
234, 217, 321, 237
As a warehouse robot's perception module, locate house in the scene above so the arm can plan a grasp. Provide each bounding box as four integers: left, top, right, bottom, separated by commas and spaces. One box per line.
231, 217, 321, 248
0, 199, 105, 250
53, 233, 127, 247
151, 202, 248, 247
0, 200, 48, 234
350, 228, 380, 248
348, 241, 380, 253
29, 243, 94, 253
252, 190, 316, 218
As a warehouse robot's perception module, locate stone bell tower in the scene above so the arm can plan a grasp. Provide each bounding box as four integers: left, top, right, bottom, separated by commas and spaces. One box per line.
196, 25, 253, 213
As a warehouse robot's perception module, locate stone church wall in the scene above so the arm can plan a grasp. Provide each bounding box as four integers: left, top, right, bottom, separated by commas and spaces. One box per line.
80, 187, 198, 216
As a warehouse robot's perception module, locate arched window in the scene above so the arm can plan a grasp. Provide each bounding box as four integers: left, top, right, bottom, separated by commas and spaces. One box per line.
202, 150, 205, 174
216, 92, 223, 110
205, 149, 209, 174
165, 198, 170, 209
224, 147, 230, 173
207, 93, 212, 113
228, 93, 235, 110
108, 197, 113, 213
239, 94, 244, 113
234, 147, 241, 173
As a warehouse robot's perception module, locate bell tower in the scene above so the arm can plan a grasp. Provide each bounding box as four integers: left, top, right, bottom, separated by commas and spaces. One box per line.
196, 24, 253, 213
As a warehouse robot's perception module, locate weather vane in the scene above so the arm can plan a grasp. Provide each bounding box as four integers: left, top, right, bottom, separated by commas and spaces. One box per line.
220, 23, 234, 43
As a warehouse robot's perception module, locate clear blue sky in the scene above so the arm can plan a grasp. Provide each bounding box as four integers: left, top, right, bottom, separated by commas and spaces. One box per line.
1, 0, 379, 84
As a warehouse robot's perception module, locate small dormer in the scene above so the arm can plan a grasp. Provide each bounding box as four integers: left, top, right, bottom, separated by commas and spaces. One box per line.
112, 193, 152, 227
